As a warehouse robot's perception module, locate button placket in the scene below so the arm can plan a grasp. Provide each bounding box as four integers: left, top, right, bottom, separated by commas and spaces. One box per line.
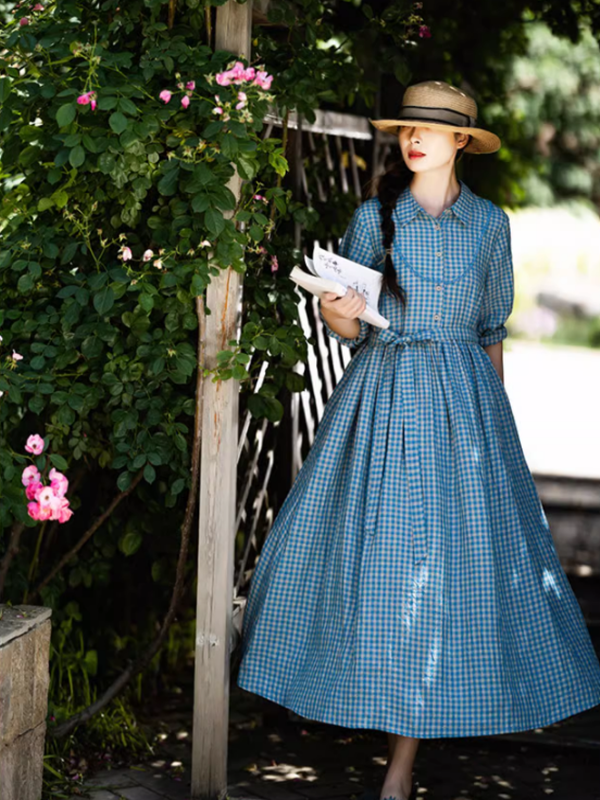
434, 219, 443, 322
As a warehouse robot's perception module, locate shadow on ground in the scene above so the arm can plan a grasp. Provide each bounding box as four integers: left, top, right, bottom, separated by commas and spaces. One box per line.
82, 676, 600, 800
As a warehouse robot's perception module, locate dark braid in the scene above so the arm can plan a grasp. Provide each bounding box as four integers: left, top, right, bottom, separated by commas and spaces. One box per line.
374, 136, 471, 305
377, 159, 412, 305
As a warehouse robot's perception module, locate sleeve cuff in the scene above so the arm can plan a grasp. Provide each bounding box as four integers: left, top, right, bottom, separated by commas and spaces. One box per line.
319, 307, 370, 349
479, 325, 508, 348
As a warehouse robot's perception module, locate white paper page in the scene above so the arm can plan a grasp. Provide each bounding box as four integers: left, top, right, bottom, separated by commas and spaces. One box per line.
312, 245, 383, 310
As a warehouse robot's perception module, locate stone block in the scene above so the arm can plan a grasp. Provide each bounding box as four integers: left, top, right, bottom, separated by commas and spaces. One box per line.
0, 721, 46, 800
0, 605, 52, 800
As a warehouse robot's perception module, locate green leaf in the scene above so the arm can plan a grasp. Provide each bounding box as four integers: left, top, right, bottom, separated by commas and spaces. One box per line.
50, 453, 69, 471
119, 531, 142, 556
118, 97, 138, 116
204, 208, 225, 236
56, 103, 76, 127
69, 145, 85, 168
93, 286, 115, 315
17, 273, 34, 293
37, 197, 54, 212
171, 478, 185, 496
51, 190, 69, 209
109, 111, 128, 134
139, 293, 154, 313
143, 463, 156, 484
117, 471, 132, 491
157, 167, 180, 196
238, 154, 258, 180
0, 77, 11, 103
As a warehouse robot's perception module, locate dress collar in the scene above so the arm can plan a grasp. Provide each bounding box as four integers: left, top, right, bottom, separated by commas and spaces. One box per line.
394, 179, 473, 227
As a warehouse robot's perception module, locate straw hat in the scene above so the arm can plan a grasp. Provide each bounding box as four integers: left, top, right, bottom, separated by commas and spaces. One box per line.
369, 80, 501, 154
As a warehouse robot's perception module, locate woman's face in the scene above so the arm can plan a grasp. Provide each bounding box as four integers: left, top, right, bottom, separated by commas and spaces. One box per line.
398, 125, 468, 172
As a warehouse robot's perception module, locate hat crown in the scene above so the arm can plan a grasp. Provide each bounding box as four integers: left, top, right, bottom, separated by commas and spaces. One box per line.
402, 80, 478, 121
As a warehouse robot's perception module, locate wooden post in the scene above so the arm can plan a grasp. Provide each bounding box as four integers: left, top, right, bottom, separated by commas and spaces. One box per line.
191, 2, 252, 798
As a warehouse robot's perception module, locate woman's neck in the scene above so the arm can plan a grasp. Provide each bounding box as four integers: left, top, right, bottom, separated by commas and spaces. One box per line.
409, 171, 462, 219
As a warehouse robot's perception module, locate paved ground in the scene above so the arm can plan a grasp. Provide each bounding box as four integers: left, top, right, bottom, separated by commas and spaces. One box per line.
82, 677, 600, 800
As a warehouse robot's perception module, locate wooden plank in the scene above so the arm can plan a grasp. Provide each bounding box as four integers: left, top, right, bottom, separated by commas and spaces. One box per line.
265, 108, 374, 139
191, 2, 252, 798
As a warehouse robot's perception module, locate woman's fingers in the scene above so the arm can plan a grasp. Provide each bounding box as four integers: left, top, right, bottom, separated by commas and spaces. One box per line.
320, 287, 367, 319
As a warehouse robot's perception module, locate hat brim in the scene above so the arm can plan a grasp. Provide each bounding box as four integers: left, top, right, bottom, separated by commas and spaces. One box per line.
368, 118, 501, 154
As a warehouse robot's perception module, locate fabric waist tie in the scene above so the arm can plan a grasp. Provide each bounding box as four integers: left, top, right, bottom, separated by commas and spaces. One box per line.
363, 325, 480, 567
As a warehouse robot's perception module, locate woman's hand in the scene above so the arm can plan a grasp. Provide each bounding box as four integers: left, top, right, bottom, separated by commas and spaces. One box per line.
320, 287, 367, 321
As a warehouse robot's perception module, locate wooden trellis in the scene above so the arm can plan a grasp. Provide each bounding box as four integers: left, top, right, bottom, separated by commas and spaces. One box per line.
232, 111, 395, 638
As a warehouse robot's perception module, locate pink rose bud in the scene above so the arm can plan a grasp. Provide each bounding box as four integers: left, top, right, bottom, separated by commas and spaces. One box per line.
159, 90, 172, 103
90, 98, 97, 111
142, 249, 154, 262
12, 350, 23, 361
186, 80, 195, 90
25, 434, 45, 455
19, 17, 29, 25
121, 246, 133, 261
213, 106, 223, 115
181, 95, 190, 109
33, 3, 44, 9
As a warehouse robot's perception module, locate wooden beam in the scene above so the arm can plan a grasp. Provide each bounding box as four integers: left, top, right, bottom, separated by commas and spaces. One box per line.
191, 2, 252, 798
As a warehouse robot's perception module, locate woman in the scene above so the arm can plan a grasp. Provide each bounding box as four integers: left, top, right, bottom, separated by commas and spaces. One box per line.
236, 81, 600, 800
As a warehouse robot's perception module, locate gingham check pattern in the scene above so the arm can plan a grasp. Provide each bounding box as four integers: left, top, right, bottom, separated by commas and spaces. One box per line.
236, 179, 600, 737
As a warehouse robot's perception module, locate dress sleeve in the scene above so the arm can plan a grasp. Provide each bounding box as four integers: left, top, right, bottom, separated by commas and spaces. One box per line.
318, 203, 377, 350
477, 212, 514, 348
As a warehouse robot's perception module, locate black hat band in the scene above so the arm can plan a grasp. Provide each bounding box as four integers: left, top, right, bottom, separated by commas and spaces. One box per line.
397, 105, 477, 128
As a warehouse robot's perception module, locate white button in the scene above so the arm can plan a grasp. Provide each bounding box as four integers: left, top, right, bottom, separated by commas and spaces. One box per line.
435, 223, 441, 230
436, 251, 443, 258
433, 313, 441, 321
435, 284, 443, 291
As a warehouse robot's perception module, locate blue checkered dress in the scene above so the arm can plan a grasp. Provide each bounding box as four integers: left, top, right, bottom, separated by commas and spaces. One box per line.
236, 179, 600, 737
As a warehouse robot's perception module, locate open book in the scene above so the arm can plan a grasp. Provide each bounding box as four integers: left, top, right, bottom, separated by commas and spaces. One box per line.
290, 243, 390, 330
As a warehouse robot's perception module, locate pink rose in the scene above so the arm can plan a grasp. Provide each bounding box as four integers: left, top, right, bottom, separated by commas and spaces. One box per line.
25, 434, 45, 455
12, 351, 23, 361
419, 25, 431, 38
159, 90, 172, 103
271, 255, 279, 274
33, 3, 44, 10
121, 246, 133, 261
253, 71, 273, 90
181, 95, 190, 109
22, 465, 41, 486
142, 249, 154, 262
77, 93, 91, 105
186, 80, 195, 91
49, 468, 69, 498
56, 501, 73, 523
19, 17, 29, 26
215, 72, 232, 87
27, 502, 42, 521
213, 106, 223, 115
26, 481, 43, 501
